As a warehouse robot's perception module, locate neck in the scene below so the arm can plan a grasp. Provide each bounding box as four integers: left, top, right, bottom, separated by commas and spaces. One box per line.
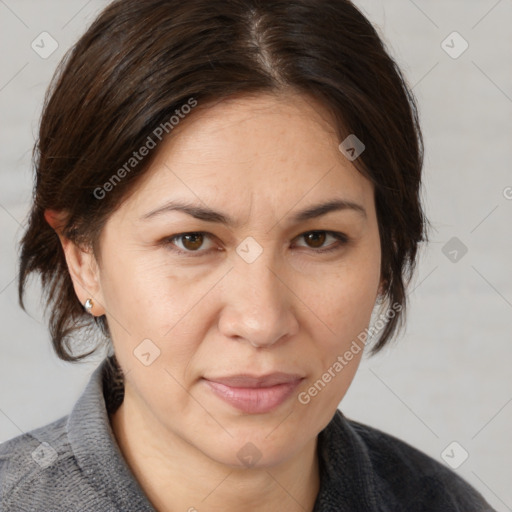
110, 387, 320, 512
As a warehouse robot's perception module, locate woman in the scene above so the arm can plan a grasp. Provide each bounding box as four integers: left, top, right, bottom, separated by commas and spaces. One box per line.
0, 0, 495, 510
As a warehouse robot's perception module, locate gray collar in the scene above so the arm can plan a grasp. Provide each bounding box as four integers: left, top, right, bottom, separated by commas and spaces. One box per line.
66, 357, 155, 510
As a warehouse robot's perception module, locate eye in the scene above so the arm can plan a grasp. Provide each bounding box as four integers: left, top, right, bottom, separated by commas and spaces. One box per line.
294, 230, 349, 253
163, 232, 216, 255
161, 230, 349, 257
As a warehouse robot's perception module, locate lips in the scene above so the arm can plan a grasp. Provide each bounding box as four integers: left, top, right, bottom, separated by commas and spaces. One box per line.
205, 372, 304, 388
203, 372, 304, 414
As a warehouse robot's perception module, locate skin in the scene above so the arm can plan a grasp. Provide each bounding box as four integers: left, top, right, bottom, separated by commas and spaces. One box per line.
49, 92, 383, 512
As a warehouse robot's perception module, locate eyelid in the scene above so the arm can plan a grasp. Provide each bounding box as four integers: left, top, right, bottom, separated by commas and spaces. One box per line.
162, 230, 349, 256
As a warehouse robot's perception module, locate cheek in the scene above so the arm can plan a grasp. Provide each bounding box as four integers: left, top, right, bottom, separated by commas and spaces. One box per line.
301, 251, 380, 335
294, 255, 380, 420
98, 250, 208, 375
99, 249, 183, 326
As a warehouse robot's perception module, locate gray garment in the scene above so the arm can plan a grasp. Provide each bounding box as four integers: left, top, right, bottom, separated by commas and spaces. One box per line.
0, 356, 495, 511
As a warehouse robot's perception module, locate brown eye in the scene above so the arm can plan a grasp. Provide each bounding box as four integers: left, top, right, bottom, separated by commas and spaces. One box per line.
303, 231, 327, 248
294, 230, 349, 254
181, 233, 204, 251
164, 230, 348, 257
163, 232, 215, 255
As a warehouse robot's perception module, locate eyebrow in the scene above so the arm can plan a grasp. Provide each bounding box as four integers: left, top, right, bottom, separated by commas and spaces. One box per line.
140, 198, 367, 226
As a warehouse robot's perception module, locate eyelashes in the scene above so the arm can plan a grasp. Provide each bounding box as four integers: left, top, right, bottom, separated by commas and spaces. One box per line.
161, 230, 350, 257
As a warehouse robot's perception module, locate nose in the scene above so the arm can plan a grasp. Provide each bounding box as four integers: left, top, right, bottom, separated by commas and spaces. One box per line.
218, 255, 300, 348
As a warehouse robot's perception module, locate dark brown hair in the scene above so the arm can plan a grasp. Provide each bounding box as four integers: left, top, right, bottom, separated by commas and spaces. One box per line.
18, 0, 427, 363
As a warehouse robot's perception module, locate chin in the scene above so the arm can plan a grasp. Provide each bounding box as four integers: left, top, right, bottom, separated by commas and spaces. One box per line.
198, 425, 311, 470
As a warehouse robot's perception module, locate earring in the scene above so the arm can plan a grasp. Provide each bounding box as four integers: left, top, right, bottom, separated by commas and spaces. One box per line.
84, 298, 94, 314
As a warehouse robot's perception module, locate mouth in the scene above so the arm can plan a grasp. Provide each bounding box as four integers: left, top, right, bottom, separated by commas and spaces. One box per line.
202, 373, 305, 414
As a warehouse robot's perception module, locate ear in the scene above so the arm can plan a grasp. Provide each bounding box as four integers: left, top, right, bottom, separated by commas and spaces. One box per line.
44, 209, 106, 317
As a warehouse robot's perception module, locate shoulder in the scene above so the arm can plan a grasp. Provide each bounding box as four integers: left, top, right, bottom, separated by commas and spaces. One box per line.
315, 410, 495, 512
0, 416, 105, 512
329, 412, 495, 511
0, 416, 67, 494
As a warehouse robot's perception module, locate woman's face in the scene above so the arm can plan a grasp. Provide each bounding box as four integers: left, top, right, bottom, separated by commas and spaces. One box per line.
93, 92, 382, 468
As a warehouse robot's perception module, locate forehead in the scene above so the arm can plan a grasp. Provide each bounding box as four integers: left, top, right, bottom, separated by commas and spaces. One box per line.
117, 92, 374, 222
167, 92, 340, 160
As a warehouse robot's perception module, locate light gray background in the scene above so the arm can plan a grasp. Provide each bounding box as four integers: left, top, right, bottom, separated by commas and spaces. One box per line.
0, 0, 511, 510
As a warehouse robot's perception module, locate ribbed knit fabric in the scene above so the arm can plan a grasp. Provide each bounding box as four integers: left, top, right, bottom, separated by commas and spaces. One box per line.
0, 356, 495, 511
